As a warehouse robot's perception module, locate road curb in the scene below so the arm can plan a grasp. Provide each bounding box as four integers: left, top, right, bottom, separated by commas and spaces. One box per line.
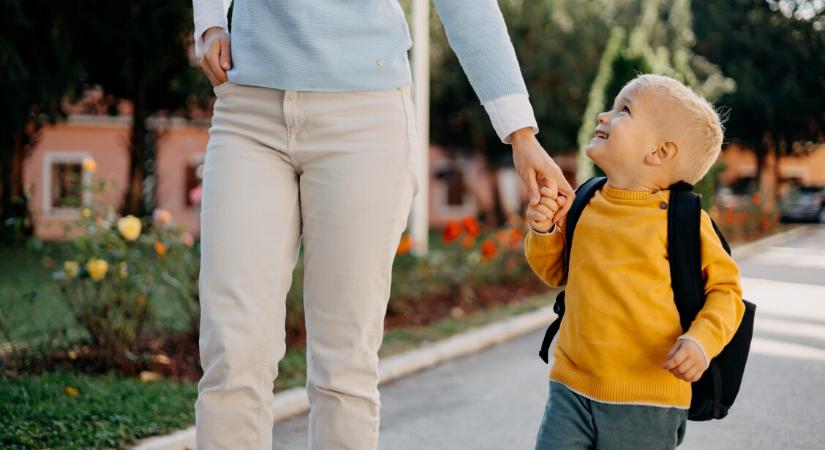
133, 305, 556, 450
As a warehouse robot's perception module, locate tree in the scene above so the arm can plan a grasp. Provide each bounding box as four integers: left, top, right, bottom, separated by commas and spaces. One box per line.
0, 1, 80, 237
70, 0, 208, 216
692, 0, 825, 190
575, 0, 735, 183
427, 0, 616, 223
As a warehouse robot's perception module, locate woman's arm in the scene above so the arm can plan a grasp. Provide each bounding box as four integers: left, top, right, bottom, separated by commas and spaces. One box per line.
433, 0, 574, 221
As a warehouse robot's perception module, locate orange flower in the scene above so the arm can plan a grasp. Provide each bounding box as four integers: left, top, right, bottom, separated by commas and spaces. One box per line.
154, 241, 167, 257
442, 221, 462, 243
461, 234, 476, 249
397, 234, 413, 256
508, 227, 524, 248
462, 217, 481, 237
481, 239, 497, 259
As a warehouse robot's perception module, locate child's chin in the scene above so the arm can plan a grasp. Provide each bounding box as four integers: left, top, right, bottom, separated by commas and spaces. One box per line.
585, 145, 603, 163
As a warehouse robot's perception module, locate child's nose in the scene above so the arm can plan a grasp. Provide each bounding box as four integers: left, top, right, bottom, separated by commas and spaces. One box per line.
597, 112, 609, 124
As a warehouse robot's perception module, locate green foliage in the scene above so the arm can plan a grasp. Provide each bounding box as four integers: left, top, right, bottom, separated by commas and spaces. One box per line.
43, 168, 199, 370
692, 0, 825, 168
576, 0, 735, 182
429, 0, 614, 164
0, 371, 196, 449
0, 1, 80, 226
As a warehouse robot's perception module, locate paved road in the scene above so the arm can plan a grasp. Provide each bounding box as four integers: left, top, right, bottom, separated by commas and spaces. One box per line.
273, 225, 825, 449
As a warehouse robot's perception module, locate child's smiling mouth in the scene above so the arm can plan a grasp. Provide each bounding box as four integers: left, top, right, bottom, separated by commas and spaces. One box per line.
594, 129, 609, 140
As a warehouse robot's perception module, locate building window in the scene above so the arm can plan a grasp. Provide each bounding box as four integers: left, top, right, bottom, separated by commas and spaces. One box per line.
43, 152, 92, 213
50, 162, 83, 208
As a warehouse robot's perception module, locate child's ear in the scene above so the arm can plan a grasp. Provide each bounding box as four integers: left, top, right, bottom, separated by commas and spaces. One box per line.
646, 141, 679, 166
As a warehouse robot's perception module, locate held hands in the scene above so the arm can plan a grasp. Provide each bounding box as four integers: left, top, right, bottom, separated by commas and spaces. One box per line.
663, 339, 707, 382
526, 187, 567, 233
199, 27, 233, 86
510, 129, 574, 226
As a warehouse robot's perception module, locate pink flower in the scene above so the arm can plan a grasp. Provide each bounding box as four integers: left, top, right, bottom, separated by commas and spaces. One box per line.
153, 208, 173, 226
189, 185, 203, 206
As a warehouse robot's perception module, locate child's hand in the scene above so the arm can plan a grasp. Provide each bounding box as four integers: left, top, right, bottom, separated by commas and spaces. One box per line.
663, 339, 707, 382
527, 188, 567, 233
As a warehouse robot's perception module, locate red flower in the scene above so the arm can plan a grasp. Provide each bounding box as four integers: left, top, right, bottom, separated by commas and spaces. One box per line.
508, 227, 524, 248
481, 239, 497, 259
751, 192, 762, 206
462, 217, 481, 237
442, 221, 462, 243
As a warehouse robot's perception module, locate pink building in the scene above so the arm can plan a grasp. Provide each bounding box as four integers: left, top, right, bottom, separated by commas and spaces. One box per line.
24, 113, 580, 241
25, 115, 209, 240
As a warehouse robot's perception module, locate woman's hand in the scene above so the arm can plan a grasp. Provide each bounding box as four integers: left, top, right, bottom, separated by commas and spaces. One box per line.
510, 128, 574, 226
199, 27, 232, 86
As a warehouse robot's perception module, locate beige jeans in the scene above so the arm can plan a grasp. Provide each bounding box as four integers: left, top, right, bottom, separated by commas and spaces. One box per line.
195, 81, 419, 450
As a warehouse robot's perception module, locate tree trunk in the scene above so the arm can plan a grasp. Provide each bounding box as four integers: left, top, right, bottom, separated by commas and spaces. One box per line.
124, 77, 149, 217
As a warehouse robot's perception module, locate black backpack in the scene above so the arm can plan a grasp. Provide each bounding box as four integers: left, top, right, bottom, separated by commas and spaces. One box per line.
537, 176, 756, 421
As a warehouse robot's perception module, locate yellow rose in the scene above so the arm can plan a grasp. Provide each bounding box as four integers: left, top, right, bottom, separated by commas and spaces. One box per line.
81, 157, 97, 173
86, 258, 109, 281
117, 215, 142, 241
63, 261, 80, 279
81, 208, 91, 218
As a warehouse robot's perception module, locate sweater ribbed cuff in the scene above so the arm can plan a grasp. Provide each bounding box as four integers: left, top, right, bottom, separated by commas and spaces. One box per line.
525, 227, 561, 251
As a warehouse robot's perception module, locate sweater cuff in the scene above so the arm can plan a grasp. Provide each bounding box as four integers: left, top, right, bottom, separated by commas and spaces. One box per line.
525, 227, 560, 250
483, 94, 539, 144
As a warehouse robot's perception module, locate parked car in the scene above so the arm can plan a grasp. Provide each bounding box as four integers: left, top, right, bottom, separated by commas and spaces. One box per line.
780, 185, 825, 223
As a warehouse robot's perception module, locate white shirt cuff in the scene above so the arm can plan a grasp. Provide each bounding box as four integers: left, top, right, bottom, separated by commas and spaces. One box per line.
193, 0, 229, 58
482, 93, 539, 144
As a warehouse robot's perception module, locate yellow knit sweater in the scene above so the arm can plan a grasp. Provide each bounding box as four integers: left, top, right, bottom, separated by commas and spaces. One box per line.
525, 185, 745, 408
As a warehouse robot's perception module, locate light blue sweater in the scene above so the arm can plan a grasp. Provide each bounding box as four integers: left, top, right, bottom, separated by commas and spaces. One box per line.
205, 0, 528, 103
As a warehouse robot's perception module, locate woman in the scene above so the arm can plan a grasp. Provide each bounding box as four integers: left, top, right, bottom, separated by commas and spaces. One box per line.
192, 1, 573, 448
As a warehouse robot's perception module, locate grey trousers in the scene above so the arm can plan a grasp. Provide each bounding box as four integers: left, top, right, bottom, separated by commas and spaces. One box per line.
535, 381, 688, 450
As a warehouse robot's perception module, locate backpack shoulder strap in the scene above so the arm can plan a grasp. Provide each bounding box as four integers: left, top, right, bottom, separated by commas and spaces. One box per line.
667, 181, 705, 332
538, 176, 606, 364
563, 176, 608, 279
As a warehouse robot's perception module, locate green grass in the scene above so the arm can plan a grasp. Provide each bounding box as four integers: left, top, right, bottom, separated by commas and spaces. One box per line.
0, 371, 197, 450
0, 242, 79, 346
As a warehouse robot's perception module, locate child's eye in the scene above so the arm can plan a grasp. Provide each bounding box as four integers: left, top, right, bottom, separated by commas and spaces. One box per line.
622, 105, 631, 114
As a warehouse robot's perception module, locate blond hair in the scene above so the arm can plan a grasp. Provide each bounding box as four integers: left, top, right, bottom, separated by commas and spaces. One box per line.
630, 74, 724, 184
